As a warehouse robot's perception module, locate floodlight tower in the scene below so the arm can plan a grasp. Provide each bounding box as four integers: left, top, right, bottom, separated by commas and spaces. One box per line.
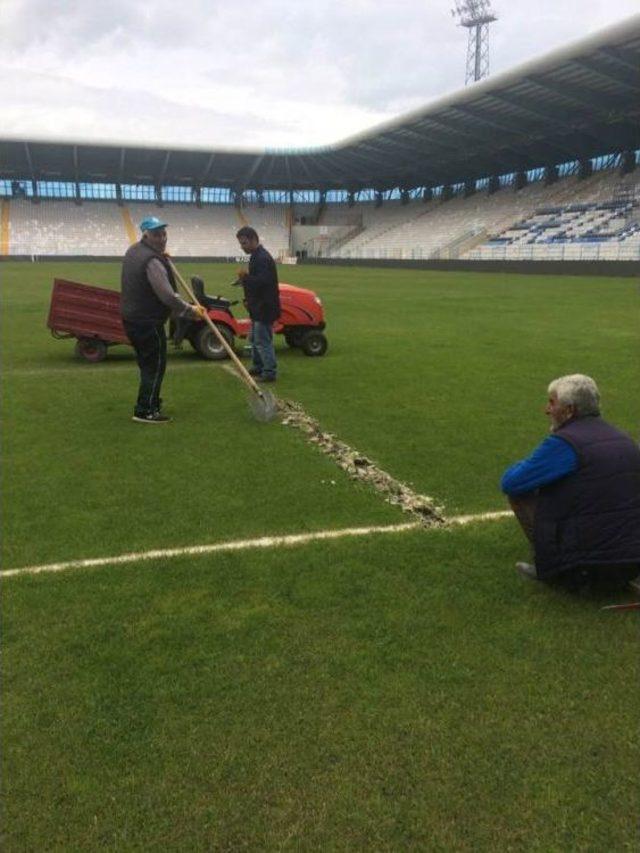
451, 0, 498, 85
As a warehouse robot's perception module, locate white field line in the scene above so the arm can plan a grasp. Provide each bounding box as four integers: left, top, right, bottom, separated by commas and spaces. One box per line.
448, 510, 512, 524
6, 361, 213, 378
1, 511, 511, 579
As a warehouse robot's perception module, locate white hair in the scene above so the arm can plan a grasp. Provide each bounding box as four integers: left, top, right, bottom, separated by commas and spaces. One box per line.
547, 374, 600, 417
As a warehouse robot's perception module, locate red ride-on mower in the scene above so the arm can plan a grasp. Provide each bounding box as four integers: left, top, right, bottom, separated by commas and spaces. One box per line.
180, 276, 328, 360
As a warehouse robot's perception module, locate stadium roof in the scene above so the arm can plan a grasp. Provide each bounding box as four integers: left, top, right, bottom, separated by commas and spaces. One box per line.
1, 15, 639, 194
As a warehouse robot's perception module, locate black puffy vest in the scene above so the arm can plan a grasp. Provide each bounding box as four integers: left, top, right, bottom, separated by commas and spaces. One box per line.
534, 416, 640, 577
121, 241, 176, 324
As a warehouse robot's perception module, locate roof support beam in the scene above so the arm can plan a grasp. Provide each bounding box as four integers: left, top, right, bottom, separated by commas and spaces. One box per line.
341, 143, 413, 171
430, 110, 528, 162
352, 132, 459, 169
293, 156, 317, 185
523, 74, 614, 113
597, 45, 640, 74
72, 145, 81, 203
577, 62, 639, 94
23, 142, 37, 198
157, 151, 171, 187
316, 150, 361, 180
118, 148, 126, 184
354, 128, 516, 178
305, 154, 350, 186
486, 91, 575, 128
199, 152, 216, 184
284, 155, 293, 192
258, 155, 278, 187
446, 104, 535, 139
570, 58, 640, 93
379, 126, 465, 156
235, 154, 264, 192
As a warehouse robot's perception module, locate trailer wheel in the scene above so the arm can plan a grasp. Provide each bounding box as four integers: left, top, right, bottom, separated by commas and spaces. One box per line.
75, 338, 108, 363
195, 324, 234, 360
301, 330, 328, 357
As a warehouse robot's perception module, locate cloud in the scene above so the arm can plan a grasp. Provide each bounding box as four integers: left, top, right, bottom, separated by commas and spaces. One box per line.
1, 0, 638, 148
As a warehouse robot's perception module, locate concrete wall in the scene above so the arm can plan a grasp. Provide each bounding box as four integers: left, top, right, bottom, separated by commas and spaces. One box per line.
299, 257, 639, 278
2, 255, 637, 278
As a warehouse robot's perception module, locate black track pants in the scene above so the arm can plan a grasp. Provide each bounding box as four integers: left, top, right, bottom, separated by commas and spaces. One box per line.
123, 320, 167, 417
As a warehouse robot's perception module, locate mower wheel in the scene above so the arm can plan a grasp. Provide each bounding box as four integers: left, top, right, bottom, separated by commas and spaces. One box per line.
284, 328, 305, 348
75, 338, 108, 363
195, 323, 234, 360
301, 330, 328, 357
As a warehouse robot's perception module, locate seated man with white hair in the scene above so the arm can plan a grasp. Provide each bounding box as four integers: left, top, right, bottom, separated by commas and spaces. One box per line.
501, 374, 640, 591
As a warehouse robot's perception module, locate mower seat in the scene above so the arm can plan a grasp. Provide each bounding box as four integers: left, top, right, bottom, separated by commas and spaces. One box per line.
191, 276, 233, 313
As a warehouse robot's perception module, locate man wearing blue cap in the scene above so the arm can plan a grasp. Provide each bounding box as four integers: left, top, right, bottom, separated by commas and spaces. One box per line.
121, 217, 205, 423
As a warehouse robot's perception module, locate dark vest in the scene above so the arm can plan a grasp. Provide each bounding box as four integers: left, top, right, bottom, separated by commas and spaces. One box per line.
121, 241, 176, 324
534, 416, 640, 577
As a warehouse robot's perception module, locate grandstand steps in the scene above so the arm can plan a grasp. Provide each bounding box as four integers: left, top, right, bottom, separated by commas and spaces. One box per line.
121, 207, 137, 245
437, 228, 488, 259
1, 200, 9, 255
324, 223, 366, 254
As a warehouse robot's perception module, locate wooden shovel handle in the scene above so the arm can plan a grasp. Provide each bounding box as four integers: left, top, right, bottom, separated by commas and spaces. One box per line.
166, 258, 261, 394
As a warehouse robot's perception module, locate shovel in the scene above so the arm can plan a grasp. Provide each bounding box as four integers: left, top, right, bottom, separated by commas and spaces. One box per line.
166, 258, 278, 423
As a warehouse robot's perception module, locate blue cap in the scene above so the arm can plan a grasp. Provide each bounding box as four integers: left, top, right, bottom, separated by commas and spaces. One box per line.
139, 216, 168, 232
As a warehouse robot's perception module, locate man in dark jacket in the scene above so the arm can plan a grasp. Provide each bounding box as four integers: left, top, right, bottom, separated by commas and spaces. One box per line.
121, 217, 204, 423
501, 374, 640, 591
236, 226, 281, 382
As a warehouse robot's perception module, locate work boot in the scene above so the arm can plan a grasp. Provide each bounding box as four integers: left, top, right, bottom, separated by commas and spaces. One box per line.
132, 412, 171, 424
516, 561, 538, 580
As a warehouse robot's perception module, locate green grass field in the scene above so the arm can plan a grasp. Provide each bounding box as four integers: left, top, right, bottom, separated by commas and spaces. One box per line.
2, 260, 639, 849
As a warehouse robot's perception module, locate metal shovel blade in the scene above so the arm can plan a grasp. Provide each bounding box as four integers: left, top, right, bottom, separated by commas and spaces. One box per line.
248, 388, 278, 422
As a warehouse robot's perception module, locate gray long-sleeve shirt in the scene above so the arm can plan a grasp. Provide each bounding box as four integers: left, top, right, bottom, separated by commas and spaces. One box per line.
147, 259, 197, 318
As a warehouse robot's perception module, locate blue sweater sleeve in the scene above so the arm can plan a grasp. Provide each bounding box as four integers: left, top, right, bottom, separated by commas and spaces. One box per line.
501, 435, 579, 496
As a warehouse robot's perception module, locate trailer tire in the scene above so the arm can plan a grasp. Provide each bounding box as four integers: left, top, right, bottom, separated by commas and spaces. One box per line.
195, 323, 234, 360
75, 338, 108, 363
301, 330, 328, 357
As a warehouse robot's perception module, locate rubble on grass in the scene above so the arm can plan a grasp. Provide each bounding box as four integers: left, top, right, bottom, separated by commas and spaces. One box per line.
278, 399, 445, 526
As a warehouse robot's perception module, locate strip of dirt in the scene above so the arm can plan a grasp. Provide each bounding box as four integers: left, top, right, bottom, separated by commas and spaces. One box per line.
278, 399, 445, 526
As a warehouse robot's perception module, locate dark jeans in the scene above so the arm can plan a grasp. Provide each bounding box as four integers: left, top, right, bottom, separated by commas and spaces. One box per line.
250, 320, 277, 378
508, 492, 639, 592
123, 320, 167, 416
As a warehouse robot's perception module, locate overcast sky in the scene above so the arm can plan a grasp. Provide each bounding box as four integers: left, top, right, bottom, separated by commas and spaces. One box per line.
1, 1, 637, 151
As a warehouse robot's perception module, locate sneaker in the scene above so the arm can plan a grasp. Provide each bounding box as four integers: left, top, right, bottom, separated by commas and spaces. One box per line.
132, 412, 171, 424
516, 561, 538, 580
248, 367, 263, 377
256, 374, 276, 383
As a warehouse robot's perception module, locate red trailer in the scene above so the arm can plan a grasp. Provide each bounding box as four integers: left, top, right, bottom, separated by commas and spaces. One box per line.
47, 277, 328, 362
47, 279, 129, 362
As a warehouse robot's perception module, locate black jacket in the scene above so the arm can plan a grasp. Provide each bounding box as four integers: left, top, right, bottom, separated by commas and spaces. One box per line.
242, 245, 280, 323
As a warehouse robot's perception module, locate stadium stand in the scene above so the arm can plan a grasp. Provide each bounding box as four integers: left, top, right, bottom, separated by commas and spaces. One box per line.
467, 172, 640, 261
324, 170, 640, 261
127, 203, 239, 257
8, 200, 129, 256
5, 200, 291, 259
